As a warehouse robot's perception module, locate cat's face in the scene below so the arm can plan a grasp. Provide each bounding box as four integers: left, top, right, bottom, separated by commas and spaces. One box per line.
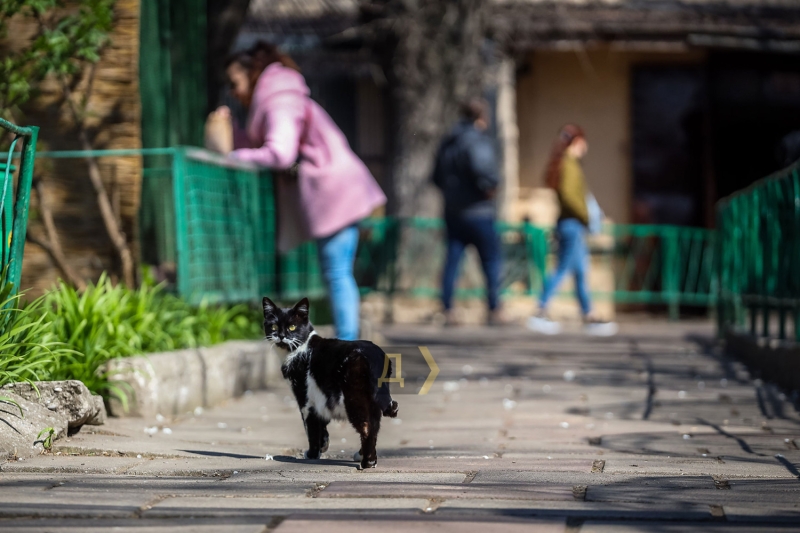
263, 297, 313, 351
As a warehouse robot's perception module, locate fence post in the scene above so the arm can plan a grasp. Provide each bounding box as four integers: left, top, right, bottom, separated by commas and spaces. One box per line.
662, 228, 680, 320
523, 219, 546, 295
8, 126, 37, 291
171, 148, 190, 301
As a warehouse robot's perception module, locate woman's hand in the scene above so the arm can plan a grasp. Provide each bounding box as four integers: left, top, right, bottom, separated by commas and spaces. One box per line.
209, 106, 231, 121
205, 106, 234, 155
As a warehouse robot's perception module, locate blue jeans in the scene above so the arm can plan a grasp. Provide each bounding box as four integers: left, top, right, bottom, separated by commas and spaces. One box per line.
441, 214, 502, 311
317, 225, 360, 340
540, 218, 591, 315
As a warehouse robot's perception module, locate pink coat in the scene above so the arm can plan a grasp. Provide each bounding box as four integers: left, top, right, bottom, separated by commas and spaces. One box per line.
231, 63, 386, 248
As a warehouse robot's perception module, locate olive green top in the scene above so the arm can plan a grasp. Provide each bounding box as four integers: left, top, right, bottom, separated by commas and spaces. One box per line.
557, 155, 589, 226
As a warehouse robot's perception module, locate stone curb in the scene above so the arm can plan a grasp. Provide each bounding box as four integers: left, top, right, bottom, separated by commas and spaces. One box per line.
104, 340, 283, 419
1, 380, 106, 460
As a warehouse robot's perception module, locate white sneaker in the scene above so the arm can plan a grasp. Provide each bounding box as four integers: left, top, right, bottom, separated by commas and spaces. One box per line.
584, 321, 619, 337
527, 315, 562, 335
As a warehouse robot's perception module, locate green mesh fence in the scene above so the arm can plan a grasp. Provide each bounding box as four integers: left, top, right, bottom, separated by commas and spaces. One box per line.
0, 118, 38, 291
172, 148, 275, 305
25, 147, 720, 316
352, 217, 547, 299
717, 161, 800, 341
601, 224, 716, 319
31, 148, 274, 305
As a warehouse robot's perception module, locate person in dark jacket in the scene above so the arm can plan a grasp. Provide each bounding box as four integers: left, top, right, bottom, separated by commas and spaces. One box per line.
432, 98, 504, 326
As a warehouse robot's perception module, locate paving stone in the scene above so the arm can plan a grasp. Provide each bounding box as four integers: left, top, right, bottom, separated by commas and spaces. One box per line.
319, 481, 575, 500
586, 475, 800, 507
364, 457, 594, 473
274, 516, 566, 533
0, 518, 268, 532
602, 454, 800, 478
144, 496, 431, 518
0, 489, 155, 518
437, 499, 714, 520
228, 471, 468, 484
581, 521, 800, 532
124, 456, 355, 476
1, 455, 144, 474
724, 505, 800, 522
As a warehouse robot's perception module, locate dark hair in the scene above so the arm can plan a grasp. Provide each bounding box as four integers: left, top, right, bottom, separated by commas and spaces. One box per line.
224, 42, 301, 106
544, 124, 585, 189
249, 41, 300, 73
225, 41, 300, 73
224, 52, 253, 71
459, 97, 489, 124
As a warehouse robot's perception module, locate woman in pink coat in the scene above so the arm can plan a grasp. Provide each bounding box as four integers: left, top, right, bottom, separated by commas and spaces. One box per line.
215, 43, 386, 340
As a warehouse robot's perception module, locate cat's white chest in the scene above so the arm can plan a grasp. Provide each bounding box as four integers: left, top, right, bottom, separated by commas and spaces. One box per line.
304, 374, 347, 421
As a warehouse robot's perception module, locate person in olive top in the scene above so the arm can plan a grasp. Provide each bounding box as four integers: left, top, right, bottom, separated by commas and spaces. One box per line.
527, 125, 617, 336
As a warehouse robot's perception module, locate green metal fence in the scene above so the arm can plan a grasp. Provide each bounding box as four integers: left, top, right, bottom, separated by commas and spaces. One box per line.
717, 161, 800, 342
29, 147, 719, 316
601, 224, 716, 319
353, 217, 547, 299
34, 147, 276, 305
0, 118, 38, 291
172, 148, 276, 304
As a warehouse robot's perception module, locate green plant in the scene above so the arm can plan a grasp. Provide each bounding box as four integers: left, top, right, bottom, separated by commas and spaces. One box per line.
35, 426, 54, 450
0, 0, 115, 118
0, 272, 262, 402
39, 275, 261, 398
0, 275, 72, 390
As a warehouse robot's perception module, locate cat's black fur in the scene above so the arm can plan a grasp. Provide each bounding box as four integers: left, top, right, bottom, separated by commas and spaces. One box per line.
263, 297, 398, 469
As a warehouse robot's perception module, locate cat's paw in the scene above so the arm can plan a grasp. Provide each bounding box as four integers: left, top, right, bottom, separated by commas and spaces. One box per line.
353, 451, 362, 463
382, 400, 399, 418
320, 435, 329, 454
358, 459, 377, 470
303, 449, 321, 460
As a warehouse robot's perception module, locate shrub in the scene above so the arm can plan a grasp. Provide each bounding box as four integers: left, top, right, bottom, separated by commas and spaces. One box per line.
0, 278, 73, 389
0, 274, 262, 398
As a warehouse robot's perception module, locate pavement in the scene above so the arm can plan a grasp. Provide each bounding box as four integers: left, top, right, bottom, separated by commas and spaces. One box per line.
1, 319, 799, 532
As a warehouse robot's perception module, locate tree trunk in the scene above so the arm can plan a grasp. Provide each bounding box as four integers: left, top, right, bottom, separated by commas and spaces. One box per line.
366, 0, 490, 217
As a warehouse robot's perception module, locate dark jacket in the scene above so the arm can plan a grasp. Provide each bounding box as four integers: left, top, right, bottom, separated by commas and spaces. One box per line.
432, 120, 500, 218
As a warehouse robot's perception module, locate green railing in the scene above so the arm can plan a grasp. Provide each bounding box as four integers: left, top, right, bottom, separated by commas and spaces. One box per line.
601, 224, 716, 319
354, 217, 547, 299
29, 147, 718, 316
0, 118, 38, 291
717, 161, 800, 342
171, 148, 276, 305
34, 148, 276, 305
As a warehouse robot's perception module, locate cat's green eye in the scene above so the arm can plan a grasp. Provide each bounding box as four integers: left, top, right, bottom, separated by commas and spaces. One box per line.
271, 325, 278, 331
288, 325, 296, 331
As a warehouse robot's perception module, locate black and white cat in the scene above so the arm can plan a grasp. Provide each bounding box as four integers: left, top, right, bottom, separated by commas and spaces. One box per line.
263, 297, 398, 469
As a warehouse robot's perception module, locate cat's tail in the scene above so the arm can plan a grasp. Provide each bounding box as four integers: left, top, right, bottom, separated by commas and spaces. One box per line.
382, 400, 399, 418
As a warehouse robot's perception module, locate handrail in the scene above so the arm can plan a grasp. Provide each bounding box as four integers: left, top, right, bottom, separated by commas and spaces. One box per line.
0, 117, 36, 138
11, 147, 177, 158
0, 117, 38, 292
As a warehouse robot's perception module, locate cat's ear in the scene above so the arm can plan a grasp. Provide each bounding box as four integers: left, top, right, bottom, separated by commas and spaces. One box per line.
262, 297, 278, 318
292, 297, 310, 320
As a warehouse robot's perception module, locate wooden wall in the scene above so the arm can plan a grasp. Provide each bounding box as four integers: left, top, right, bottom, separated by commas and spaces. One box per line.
6, 0, 142, 296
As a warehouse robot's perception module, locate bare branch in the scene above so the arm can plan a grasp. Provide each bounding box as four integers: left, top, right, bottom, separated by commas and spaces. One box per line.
59, 74, 136, 287
27, 178, 87, 291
